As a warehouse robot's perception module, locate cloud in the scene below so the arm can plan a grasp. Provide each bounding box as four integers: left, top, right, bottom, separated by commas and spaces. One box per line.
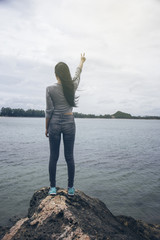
0, 0, 160, 115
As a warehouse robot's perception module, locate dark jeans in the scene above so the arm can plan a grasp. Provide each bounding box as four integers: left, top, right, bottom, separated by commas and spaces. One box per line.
48, 113, 75, 188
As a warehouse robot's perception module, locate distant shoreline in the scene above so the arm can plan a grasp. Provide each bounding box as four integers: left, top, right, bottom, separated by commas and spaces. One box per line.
0, 108, 160, 120
1, 116, 160, 120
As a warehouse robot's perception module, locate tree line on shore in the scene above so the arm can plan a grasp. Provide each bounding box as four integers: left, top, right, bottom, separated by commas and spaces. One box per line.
0, 107, 160, 119
0, 107, 44, 117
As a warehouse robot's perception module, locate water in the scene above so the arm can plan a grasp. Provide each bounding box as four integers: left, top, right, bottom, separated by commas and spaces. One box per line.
0, 117, 160, 226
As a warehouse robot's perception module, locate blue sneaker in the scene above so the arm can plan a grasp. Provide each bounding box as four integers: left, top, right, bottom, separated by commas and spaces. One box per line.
48, 187, 56, 195
68, 187, 75, 196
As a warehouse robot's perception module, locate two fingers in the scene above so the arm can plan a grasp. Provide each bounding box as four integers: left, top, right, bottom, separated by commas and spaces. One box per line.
81, 53, 86, 61
81, 53, 85, 57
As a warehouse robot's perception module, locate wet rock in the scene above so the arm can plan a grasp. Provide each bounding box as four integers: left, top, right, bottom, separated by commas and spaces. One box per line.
1, 187, 160, 240
117, 215, 160, 240
0, 226, 10, 240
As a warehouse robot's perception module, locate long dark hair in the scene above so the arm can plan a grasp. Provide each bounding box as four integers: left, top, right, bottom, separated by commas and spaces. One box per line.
55, 62, 78, 107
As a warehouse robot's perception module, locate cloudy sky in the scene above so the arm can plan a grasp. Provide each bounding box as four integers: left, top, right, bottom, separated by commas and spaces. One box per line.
0, 0, 160, 116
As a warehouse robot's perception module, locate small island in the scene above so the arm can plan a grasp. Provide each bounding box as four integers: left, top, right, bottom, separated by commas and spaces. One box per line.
0, 107, 160, 120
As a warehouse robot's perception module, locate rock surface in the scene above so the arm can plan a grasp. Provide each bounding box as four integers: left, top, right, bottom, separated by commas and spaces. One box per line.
1, 187, 160, 240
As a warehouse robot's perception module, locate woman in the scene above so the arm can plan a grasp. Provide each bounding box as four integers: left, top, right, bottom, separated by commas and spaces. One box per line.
45, 53, 86, 196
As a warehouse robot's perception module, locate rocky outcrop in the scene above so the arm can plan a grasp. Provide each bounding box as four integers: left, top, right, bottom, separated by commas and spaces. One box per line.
1, 187, 160, 240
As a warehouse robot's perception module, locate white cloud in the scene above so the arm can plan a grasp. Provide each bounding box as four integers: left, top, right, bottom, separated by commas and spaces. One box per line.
0, 0, 160, 115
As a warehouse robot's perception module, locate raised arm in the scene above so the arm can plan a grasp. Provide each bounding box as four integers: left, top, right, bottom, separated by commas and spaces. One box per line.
79, 53, 86, 70
73, 53, 86, 90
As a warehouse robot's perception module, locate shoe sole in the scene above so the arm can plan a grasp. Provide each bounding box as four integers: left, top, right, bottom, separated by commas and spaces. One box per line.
49, 192, 56, 195
68, 193, 75, 196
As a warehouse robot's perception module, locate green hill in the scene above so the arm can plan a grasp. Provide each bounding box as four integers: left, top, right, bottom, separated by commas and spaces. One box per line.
112, 111, 132, 119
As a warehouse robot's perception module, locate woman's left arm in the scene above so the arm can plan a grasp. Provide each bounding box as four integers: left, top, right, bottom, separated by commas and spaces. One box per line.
45, 87, 54, 137
45, 118, 50, 137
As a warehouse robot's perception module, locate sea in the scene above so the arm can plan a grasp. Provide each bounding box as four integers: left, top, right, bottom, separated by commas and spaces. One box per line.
0, 117, 160, 226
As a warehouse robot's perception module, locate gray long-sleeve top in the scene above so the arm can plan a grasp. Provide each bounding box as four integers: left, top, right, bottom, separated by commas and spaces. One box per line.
45, 67, 82, 118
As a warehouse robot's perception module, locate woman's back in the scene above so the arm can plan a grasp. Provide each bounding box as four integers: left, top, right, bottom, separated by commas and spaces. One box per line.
47, 83, 72, 113
45, 67, 82, 117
